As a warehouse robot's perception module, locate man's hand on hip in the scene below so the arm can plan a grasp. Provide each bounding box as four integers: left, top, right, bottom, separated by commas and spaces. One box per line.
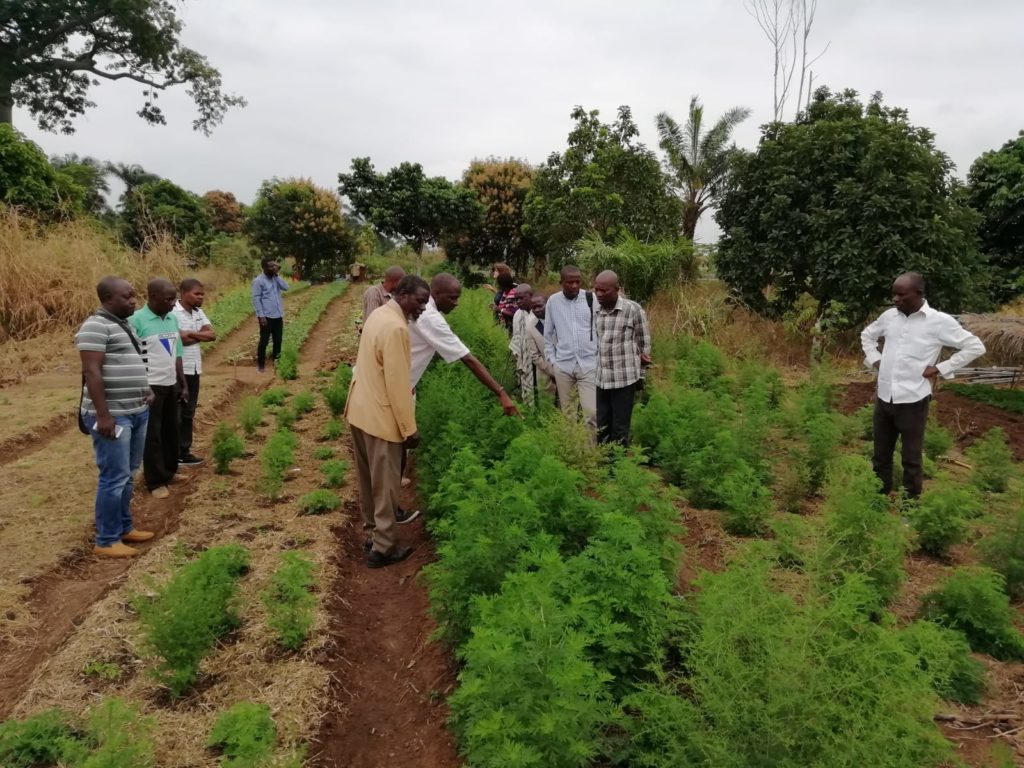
923, 365, 940, 381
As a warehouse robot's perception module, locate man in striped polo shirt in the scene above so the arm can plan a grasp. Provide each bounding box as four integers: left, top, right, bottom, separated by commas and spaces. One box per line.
131, 278, 188, 499
173, 278, 216, 466
76, 277, 155, 558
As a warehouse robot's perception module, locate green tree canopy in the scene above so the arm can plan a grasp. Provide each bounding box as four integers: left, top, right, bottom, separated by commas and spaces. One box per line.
445, 157, 535, 274
338, 157, 482, 257
246, 178, 356, 282
51, 153, 110, 215
0, 124, 82, 216
967, 132, 1024, 303
715, 87, 983, 325
656, 96, 751, 240
523, 105, 682, 270
121, 178, 213, 258
0, 0, 245, 134
202, 189, 244, 234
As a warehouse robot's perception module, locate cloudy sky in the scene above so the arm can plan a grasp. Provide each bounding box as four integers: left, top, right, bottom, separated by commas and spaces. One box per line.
16, 0, 1024, 242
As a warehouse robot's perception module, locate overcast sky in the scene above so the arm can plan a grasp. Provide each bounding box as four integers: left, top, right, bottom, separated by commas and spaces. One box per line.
16, 0, 1024, 243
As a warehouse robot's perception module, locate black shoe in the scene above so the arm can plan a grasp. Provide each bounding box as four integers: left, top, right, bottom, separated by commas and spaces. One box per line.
395, 507, 421, 525
179, 454, 204, 466
366, 547, 413, 569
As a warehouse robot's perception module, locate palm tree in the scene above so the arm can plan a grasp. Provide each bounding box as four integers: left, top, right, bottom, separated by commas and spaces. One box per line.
656, 96, 751, 240
104, 162, 161, 195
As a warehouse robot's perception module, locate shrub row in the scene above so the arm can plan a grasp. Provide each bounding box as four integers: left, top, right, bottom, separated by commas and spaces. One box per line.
202, 281, 310, 352
276, 280, 349, 380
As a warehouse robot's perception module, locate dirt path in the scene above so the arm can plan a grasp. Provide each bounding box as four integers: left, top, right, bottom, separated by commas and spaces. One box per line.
0, 285, 338, 719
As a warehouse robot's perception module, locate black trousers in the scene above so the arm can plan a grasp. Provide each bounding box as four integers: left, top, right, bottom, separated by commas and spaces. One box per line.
145, 384, 180, 489
872, 395, 929, 497
179, 373, 200, 457
257, 317, 284, 368
596, 383, 637, 446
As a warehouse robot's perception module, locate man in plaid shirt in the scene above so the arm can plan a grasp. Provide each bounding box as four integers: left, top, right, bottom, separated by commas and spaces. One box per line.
593, 270, 651, 445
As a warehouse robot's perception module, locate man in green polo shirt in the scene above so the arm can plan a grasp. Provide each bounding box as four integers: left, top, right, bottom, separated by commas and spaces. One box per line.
131, 278, 189, 499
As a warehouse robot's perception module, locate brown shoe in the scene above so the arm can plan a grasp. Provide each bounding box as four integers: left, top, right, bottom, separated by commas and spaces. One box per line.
122, 529, 154, 543
151, 486, 170, 499
94, 542, 139, 558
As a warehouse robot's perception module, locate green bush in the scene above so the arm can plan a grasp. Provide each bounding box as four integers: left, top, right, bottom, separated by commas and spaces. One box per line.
967, 427, 1014, 493
770, 516, 810, 570
275, 405, 297, 430
238, 396, 264, 437
817, 456, 907, 607
134, 545, 250, 696
298, 490, 341, 515
923, 415, 954, 461
312, 446, 335, 460
261, 388, 289, 406
80, 698, 155, 768
322, 364, 353, 417
208, 702, 276, 768
575, 231, 697, 302
261, 430, 296, 501
211, 423, 246, 475
908, 480, 981, 557
719, 463, 771, 535
321, 418, 343, 441
670, 338, 727, 390
921, 567, 1024, 660
899, 620, 986, 704
276, 344, 299, 380
946, 383, 1024, 414
262, 551, 317, 651
0, 709, 85, 767
203, 286, 256, 348
292, 390, 315, 416
981, 499, 1024, 600
321, 460, 348, 489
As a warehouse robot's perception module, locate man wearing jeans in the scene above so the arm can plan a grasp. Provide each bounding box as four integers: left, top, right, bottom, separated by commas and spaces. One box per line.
543, 265, 598, 432
593, 270, 651, 445
861, 272, 985, 497
252, 258, 289, 372
76, 277, 154, 558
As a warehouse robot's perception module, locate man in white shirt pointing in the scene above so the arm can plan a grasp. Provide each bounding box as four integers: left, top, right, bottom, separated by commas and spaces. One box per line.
861, 272, 985, 497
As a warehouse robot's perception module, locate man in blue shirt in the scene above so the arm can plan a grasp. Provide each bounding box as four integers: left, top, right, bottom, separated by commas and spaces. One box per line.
251, 258, 289, 372
543, 265, 598, 433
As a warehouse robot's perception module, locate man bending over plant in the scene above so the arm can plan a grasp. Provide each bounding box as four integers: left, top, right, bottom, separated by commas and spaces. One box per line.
861, 272, 985, 497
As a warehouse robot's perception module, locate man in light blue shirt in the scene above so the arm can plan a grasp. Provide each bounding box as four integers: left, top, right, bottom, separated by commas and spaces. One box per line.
251, 258, 289, 372
543, 265, 598, 432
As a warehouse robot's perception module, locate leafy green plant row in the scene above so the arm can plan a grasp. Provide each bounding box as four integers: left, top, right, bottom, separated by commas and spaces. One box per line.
202, 281, 310, 351
277, 280, 349, 380
134, 544, 250, 697
946, 382, 1024, 415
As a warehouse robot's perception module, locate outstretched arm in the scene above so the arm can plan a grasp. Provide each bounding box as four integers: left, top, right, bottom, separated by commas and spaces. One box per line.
460, 354, 519, 417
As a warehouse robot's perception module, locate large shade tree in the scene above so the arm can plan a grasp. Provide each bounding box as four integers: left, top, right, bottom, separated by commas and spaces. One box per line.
656, 96, 751, 240
247, 178, 356, 282
715, 87, 984, 326
120, 178, 213, 258
338, 158, 482, 260
523, 106, 681, 270
967, 132, 1024, 304
0, 0, 245, 134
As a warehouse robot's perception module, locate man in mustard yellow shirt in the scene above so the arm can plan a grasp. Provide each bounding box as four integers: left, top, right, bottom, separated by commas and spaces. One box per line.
345, 275, 430, 567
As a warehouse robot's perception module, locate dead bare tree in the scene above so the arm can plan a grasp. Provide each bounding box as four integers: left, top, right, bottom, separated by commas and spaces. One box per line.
745, 0, 829, 121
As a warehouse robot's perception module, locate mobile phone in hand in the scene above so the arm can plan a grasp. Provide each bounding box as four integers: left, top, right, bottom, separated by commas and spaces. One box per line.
92, 421, 124, 438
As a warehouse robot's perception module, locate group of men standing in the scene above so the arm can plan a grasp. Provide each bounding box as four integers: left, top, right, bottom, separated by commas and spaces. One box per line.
77, 276, 215, 557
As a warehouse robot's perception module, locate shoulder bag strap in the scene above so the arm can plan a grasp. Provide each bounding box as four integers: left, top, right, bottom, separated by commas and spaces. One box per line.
95, 308, 144, 357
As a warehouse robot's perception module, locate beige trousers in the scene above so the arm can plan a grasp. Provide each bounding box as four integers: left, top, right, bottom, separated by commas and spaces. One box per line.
553, 364, 597, 431
350, 425, 403, 555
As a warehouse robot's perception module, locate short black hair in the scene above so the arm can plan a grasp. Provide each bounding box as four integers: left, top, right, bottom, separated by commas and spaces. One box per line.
96, 275, 122, 301
260, 257, 276, 269
180, 277, 203, 294
560, 265, 582, 280
394, 274, 429, 296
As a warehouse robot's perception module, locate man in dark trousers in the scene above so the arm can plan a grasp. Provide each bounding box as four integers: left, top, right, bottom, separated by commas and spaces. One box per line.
861, 272, 985, 496
77, 277, 155, 557
174, 278, 216, 465
130, 278, 188, 499
252, 258, 289, 372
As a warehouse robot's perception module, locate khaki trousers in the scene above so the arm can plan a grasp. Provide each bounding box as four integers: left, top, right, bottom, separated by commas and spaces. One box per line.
553, 364, 597, 431
350, 425, 403, 555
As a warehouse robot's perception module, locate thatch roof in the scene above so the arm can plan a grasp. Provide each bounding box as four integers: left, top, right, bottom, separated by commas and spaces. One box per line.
959, 314, 1024, 364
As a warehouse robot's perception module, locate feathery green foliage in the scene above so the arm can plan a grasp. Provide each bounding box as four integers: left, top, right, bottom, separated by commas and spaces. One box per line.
208, 702, 276, 768
211, 422, 246, 475
260, 430, 296, 501
921, 567, 1024, 660
967, 427, 1014, 493
238, 396, 264, 437
298, 490, 341, 515
262, 551, 316, 650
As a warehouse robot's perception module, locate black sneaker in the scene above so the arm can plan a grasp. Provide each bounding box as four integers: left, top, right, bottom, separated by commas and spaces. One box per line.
179, 454, 205, 466
395, 507, 421, 525
366, 547, 414, 569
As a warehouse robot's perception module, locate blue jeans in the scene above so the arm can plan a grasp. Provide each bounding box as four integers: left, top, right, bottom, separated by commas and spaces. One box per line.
83, 410, 149, 547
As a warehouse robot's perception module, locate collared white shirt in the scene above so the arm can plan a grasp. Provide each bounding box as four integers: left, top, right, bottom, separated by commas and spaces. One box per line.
861, 301, 985, 404
409, 297, 470, 387
172, 300, 211, 375
543, 290, 598, 374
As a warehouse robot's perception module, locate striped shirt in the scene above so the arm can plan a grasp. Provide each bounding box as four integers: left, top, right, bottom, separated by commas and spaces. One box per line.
362, 283, 390, 322
543, 290, 598, 374
172, 300, 211, 375
75, 313, 149, 415
595, 296, 651, 389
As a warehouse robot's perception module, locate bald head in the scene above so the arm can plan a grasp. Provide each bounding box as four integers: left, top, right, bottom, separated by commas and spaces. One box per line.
431, 272, 463, 315
146, 277, 177, 316
382, 265, 406, 292
96, 276, 138, 319
892, 272, 926, 316
594, 270, 621, 309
